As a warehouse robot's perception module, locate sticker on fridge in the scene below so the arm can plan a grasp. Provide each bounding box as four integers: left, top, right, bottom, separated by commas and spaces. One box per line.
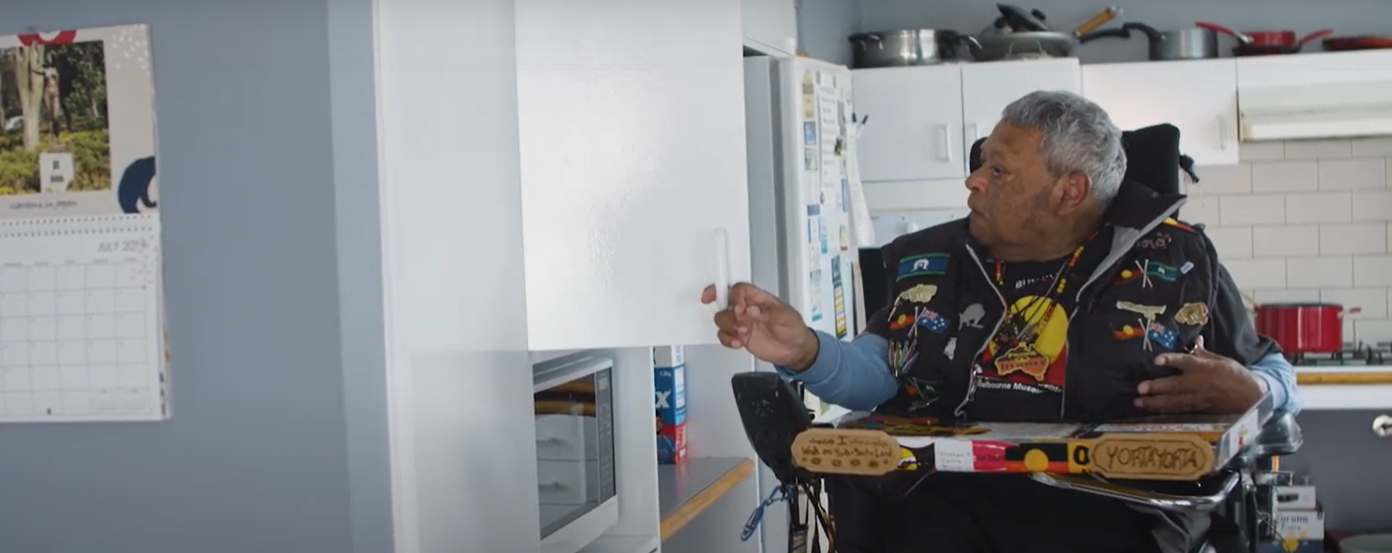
832, 259, 848, 338
804, 146, 817, 171
818, 217, 829, 255
809, 269, 825, 322
803, 121, 816, 145
801, 71, 815, 120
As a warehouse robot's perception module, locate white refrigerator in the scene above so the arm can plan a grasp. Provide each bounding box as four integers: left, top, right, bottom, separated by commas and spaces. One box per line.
744, 56, 861, 358
740, 55, 863, 553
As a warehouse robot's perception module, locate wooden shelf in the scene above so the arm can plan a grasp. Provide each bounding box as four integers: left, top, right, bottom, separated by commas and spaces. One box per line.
657, 456, 755, 541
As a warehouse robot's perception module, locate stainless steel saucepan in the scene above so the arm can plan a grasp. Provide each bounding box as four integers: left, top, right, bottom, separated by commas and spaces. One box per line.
848, 29, 980, 68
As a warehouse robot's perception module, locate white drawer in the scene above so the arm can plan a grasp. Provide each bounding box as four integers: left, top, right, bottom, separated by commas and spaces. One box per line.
537, 459, 589, 505
535, 413, 599, 461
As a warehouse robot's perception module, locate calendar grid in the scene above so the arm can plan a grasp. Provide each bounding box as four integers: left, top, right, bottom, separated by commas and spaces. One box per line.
0, 217, 165, 423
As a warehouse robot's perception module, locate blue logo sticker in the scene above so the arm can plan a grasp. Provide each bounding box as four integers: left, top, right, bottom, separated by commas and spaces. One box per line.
896, 253, 949, 281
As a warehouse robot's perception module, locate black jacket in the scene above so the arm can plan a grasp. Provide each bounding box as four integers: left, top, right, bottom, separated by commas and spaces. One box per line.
865, 181, 1278, 424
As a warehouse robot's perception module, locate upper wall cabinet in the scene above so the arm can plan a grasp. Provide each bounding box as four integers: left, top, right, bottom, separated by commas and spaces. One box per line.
1237, 50, 1392, 88
1083, 59, 1238, 166
959, 59, 1082, 160
853, 66, 966, 182
515, 0, 752, 351
742, 0, 797, 56
853, 59, 1081, 183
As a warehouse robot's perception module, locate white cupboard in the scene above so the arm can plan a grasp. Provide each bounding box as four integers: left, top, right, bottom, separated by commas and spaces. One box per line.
853, 65, 966, 182
1082, 59, 1239, 166
960, 58, 1082, 162
852, 59, 1082, 183
1237, 50, 1392, 88
742, 0, 797, 56
515, 0, 753, 351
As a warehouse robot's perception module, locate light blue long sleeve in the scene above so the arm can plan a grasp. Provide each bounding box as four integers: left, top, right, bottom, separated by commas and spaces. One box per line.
775, 330, 1301, 414
774, 330, 896, 411
1251, 352, 1301, 414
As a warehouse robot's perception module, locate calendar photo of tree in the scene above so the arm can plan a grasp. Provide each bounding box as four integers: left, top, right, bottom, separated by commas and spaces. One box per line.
0, 40, 111, 195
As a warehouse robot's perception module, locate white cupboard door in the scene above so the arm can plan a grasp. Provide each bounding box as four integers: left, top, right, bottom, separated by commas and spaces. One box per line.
960, 58, 1082, 167
742, 0, 797, 56
852, 66, 966, 182
1082, 60, 1239, 166
515, 0, 752, 351
1237, 50, 1392, 88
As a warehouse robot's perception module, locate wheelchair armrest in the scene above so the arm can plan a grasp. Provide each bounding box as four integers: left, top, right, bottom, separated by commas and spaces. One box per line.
1229, 410, 1303, 469
1029, 471, 1239, 513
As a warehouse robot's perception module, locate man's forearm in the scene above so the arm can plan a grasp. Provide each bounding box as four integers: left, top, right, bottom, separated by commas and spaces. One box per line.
1251, 352, 1301, 415
774, 330, 898, 411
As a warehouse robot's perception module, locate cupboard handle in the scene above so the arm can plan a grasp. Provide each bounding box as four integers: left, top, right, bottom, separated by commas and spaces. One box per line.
936, 124, 953, 162
1217, 115, 1229, 151
965, 123, 980, 145
713, 227, 730, 310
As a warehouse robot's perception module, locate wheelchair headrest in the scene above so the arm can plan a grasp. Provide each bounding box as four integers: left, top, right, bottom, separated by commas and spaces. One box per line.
969, 123, 1187, 199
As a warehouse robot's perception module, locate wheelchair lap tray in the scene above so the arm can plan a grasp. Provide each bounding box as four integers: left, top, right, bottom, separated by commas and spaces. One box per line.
791, 395, 1273, 482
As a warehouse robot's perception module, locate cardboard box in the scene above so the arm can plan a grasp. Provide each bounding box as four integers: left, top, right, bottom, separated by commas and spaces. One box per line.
1257, 508, 1324, 553
1274, 485, 1317, 511
655, 346, 687, 464
789, 395, 1272, 481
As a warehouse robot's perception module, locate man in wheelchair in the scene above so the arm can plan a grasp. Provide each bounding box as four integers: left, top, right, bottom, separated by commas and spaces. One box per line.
701, 90, 1300, 553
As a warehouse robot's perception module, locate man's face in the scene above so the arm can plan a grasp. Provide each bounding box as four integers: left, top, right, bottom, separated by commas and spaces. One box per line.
965, 123, 1063, 251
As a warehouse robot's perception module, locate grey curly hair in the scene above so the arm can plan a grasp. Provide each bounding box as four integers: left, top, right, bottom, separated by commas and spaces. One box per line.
1000, 90, 1127, 203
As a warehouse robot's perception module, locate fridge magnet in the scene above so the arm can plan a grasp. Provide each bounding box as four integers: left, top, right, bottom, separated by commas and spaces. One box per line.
803, 146, 817, 171
818, 217, 829, 255
809, 269, 824, 322
839, 224, 849, 252
832, 259, 847, 338
803, 121, 816, 145
0, 25, 158, 220
801, 71, 815, 120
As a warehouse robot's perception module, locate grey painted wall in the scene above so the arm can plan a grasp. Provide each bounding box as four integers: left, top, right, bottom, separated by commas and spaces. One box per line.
0, 0, 381, 551
796, 0, 862, 66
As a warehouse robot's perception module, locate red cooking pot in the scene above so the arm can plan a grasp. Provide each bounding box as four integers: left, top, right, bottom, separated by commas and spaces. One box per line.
1254, 302, 1360, 354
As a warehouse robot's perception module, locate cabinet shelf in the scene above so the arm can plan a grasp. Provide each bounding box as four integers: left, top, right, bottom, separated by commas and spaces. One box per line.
658, 456, 756, 541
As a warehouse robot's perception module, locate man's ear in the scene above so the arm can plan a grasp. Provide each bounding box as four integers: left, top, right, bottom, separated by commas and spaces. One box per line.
1054, 171, 1091, 215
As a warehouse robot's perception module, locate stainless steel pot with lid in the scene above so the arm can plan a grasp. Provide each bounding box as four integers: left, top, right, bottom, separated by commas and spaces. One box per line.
1079, 22, 1219, 60
848, 29, 980, 68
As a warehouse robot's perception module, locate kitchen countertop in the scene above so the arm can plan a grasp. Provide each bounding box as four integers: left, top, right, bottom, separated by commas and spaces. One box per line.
1296, 366, 1392, 410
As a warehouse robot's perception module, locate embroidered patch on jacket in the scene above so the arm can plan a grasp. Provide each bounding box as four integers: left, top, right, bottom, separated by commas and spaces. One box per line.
1161, 218, 1195, 233
1114, 320, 1179, 351
1114, 259, 1179, 287
899, 283, 938, 303
896, 253, 949, 281
916, 308, 951, 333
1175, 302, 1210, 326
889, 338, 919, 376
1136, 232, 1172, 250
959, 303, 985, 329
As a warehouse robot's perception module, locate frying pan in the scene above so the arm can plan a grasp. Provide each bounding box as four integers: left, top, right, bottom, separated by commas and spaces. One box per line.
1323, 35, 1392, 51
1195, 21, 1333, 55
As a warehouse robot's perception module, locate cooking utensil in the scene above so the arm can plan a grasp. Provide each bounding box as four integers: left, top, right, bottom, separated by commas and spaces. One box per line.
1195, 21, 1333, 54
1252, 302, 1360, 354
1070, 6, 1121, 37
1323, 35, 1392, 51
1079, 22, 1219, 60
997, 3, 1050, 32
969, 6, 1119, 61
847, 29, 980, 68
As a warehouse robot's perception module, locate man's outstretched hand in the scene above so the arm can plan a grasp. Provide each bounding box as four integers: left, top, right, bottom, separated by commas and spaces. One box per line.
701, 282, 819, 371
1136, 336, 1267, 414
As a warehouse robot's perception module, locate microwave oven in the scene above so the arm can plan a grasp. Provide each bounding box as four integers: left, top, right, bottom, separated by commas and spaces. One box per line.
534, 356, 619, 553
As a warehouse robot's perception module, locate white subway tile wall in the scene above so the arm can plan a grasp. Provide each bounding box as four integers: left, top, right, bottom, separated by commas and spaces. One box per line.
1197, 138, 1392, 345
872, 137, 1392, 346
